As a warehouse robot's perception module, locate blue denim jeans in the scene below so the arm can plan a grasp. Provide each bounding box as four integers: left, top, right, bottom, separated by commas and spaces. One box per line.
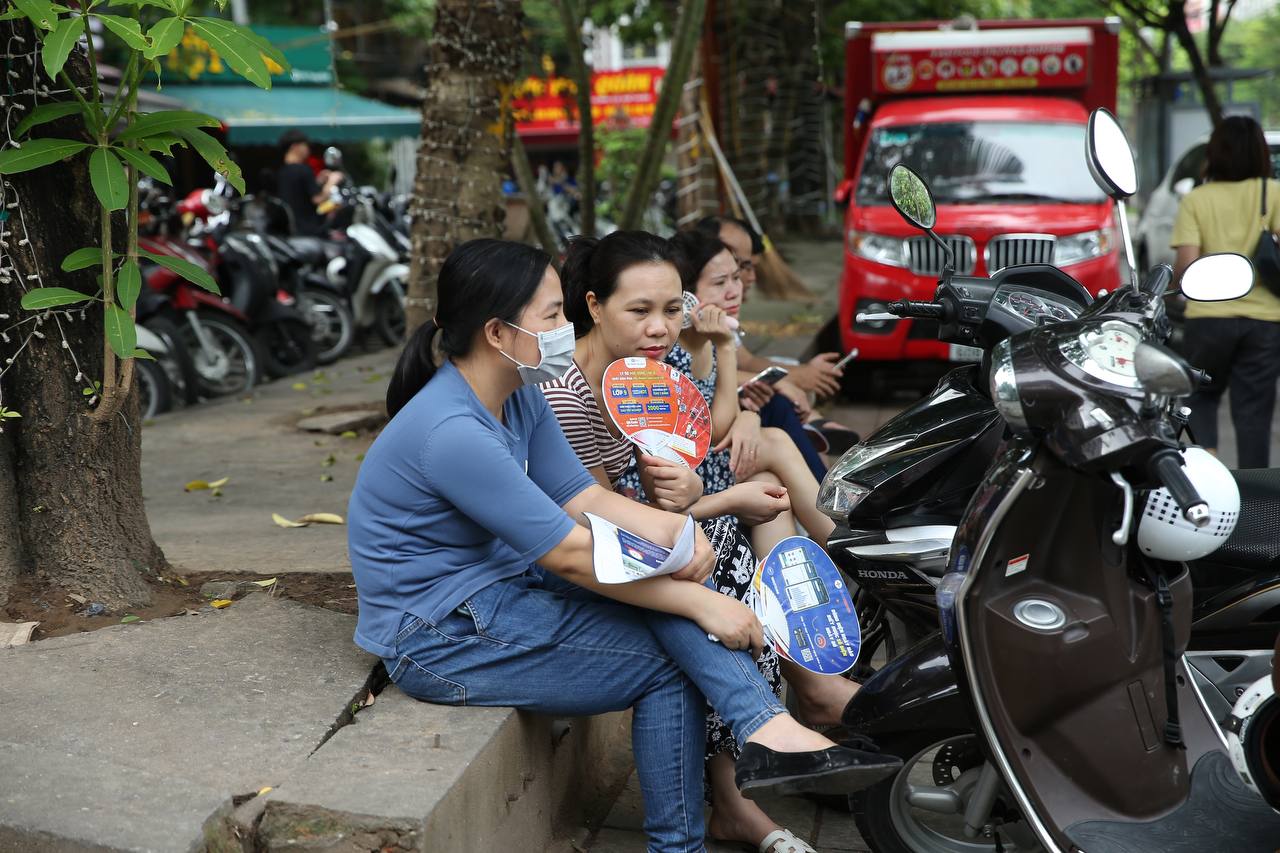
387, 571, 786, 853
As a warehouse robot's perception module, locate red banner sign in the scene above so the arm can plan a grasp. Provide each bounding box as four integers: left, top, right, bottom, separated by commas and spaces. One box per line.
872, 28, 1092, 95
514, 67, 664, 136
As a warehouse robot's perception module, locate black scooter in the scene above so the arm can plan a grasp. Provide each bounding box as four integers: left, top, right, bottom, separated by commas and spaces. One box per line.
836, 112, 1280, 852
820, 187, 1279, 724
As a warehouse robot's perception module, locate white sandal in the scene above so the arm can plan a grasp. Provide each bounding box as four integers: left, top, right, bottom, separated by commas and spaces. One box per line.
758, 828, 816, 853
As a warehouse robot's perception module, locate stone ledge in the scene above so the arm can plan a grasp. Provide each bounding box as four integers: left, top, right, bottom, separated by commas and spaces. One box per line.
0, 594, 632, 852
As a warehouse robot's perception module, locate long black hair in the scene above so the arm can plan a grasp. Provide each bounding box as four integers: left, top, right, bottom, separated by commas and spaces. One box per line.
668, 230, 730, 293
560, 230, 677, 336
1205, 116, 1273, 182
386, 239, 551, 417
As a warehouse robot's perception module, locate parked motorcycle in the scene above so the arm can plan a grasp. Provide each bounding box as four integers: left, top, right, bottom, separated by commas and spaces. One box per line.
180, 180, 316, 378
137, 217, 262, 400
818, 178, 1279, 723
326, 186, 408, 347
834, 113, 1280, 852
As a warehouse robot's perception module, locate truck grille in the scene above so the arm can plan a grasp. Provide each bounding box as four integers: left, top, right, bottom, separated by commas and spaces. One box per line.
985, 235, 1056, 272
906, 235, 976, 276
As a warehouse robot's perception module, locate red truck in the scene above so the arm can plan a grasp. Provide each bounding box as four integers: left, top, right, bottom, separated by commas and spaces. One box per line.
834, 18, 1122, 387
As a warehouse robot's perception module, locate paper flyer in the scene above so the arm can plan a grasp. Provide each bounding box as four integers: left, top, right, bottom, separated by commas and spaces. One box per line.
586, 512, 697, 584
750, 536, 861, 674
601, 357, 711, 469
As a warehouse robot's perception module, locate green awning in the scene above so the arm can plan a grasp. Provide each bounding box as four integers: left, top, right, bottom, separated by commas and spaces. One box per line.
163, 85, 420, 145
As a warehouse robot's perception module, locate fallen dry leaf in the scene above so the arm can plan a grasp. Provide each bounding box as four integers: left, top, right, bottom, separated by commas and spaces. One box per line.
298, 512, 344, 525
67, 593, 87, 605
184, 480, 209, 492
210, 599, 233, 609
272, 513, 308, 529
208, 477, 229, 489
252, 578, 277, 589
339, 430, 357, 439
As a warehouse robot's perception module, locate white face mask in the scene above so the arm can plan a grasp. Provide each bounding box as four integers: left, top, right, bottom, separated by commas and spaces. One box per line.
501, 321, 576, 385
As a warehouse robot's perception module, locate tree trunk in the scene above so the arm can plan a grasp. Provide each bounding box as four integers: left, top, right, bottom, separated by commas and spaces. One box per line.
404, 0, 524, 337
1168, 5, 1225, 127
554, 0, 595, 238
0, 27, 161, 609
619, 0, 709, 231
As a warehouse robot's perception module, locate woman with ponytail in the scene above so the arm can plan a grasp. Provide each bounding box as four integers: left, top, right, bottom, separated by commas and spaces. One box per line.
348, 238, 898, 853
547, 231, 876, 853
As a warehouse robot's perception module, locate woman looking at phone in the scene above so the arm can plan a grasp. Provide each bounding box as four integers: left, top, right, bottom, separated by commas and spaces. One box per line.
546, 231, 877, 852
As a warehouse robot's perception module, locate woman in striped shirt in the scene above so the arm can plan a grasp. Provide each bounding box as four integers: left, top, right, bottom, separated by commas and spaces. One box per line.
542, 231, 864, 853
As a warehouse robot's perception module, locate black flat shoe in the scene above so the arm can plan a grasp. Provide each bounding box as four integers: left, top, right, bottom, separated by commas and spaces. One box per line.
734, 742, 902, 801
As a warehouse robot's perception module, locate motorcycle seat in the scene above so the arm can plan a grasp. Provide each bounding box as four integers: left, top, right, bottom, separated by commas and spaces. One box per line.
1066, 750, 1280, 852
1207, 468, 1280, 570
284, 236, 339, 265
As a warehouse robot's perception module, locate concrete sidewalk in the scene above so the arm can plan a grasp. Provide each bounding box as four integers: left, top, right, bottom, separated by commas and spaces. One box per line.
0, 592, 630, 852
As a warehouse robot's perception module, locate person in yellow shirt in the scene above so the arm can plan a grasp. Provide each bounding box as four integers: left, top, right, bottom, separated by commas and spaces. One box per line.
1172, 115, 1280, 468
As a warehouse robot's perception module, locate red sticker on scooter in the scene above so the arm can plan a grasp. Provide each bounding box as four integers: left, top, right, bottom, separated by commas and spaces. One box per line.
602, 357, 711, 469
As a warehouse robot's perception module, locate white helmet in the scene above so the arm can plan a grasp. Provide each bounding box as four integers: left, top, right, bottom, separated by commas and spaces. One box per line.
1136, 447, 1239, 561
1226, 673, 1280, 812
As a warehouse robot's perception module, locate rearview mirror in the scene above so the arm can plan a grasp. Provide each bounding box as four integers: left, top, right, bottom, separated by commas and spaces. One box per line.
324, 146, 343, 169
1086, 109, 1137, 200
1180, 252, 1254, 302
1135, 342, 1194, 397
888, 164, 936, 230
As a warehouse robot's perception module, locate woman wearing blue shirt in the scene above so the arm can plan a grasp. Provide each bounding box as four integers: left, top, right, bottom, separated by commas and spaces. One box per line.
348, 239, 897, 853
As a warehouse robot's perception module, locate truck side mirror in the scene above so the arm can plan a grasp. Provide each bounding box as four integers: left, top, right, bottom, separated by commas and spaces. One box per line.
834, 178, 853, 209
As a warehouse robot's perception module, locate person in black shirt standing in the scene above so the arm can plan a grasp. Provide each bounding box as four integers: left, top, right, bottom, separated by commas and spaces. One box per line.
276, 129, 343, 236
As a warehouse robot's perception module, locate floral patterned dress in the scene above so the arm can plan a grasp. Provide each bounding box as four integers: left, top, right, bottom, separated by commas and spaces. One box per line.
617, 343, 782, 768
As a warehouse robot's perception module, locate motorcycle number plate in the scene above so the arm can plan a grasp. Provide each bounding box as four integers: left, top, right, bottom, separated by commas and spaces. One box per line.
948, 344, 983, 362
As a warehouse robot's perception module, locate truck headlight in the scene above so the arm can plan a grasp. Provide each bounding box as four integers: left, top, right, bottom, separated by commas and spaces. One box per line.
847, 229, 908, 268
988, 338, 1027, 431
1054, 227, 1116, 267
817, 437, 913, 521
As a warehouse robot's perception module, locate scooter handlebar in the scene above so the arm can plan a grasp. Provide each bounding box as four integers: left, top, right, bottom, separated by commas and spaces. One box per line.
1149, 451, 1210, 528
887, 299, 946, 319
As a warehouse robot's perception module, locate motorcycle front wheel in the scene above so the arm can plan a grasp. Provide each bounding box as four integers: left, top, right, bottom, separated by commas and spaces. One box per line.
852, 731, 1043, 853
258, 317, 317, 378
299, 286, 355, 365
135, 357, 172, 420
177, 312, 262, 398
374, 281, 406, 347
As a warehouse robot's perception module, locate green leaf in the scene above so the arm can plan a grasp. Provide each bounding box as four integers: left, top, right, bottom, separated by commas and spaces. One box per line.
0, 138, 89, 174
132, 347, 155, 360
20, 286, 91, 309
13, 0, 57, 31
40, 15, 81, 80
117, 259, 141, 311
190, 17, 270, 88
62, 246, 107, 271
117, 109, 218, 142
239, 25, 289, 72
115, 146, 170, 184
104, 303, 136, 359
143, 16, 184, 60
137, 133, 181, 157
95, 13, 148, 51
89, 147, 128, 211
139, 249, 219, 294
15, 101, 83, 138
171, 126, 243, 194
119, 614, 141, 624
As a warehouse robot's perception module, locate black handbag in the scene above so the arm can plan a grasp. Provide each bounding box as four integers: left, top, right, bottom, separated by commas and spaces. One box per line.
1251, 177, 1280, 296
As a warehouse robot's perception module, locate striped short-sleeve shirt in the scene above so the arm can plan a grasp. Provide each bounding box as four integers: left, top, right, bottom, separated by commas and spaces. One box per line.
540, 361, 636, 486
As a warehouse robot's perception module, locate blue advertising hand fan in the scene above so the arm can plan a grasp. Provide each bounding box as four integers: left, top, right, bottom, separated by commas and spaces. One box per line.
751, 536, 861, 674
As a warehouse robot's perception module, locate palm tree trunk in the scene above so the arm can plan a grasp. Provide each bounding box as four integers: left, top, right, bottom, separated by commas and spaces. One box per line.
405, 0, 525, 336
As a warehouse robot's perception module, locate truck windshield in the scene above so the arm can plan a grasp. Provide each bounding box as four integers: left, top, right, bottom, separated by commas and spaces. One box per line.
857, 121, 1106, 206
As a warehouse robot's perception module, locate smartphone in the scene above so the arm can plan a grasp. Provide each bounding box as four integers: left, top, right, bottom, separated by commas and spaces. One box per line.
833, 349, 859, 371
738, 365, 789, 396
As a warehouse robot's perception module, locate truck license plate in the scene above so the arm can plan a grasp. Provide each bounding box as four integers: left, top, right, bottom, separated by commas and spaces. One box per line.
948, 344, 983, 362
